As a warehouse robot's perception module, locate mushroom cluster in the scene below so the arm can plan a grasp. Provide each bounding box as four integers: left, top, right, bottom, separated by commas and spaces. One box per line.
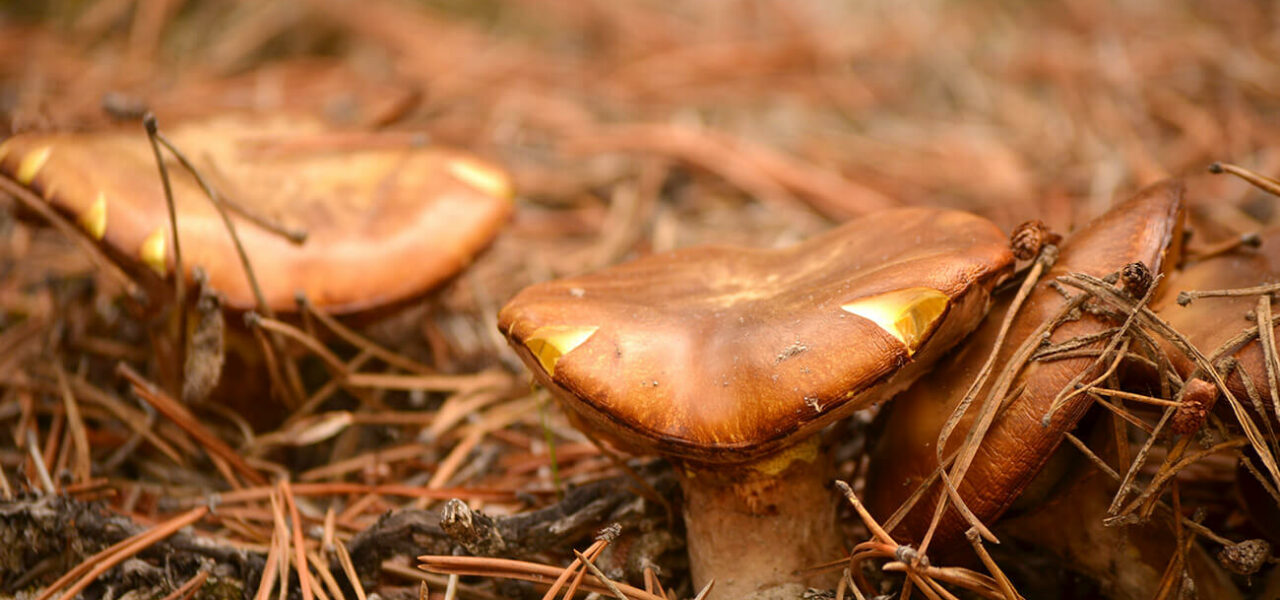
499, 207, 1014, 597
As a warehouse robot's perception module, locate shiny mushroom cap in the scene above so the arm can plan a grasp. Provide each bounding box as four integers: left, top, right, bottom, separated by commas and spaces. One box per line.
499, 207, 1014, 464
0, 113, 513, 313
866, 180, 1185, 549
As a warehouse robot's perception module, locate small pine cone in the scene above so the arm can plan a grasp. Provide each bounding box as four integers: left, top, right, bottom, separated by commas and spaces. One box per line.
1218, 538, 1271, 575
1119, 261, 1154, 298
1010, 220, 1058, 261
1170, 378, 1217, 436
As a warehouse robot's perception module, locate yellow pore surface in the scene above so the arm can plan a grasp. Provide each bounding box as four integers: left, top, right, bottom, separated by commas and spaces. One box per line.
841, 287, 949, 355
523, 325, 599, 376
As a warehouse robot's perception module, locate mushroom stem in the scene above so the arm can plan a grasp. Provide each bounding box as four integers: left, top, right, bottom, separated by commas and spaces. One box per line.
679, 444, 842, 599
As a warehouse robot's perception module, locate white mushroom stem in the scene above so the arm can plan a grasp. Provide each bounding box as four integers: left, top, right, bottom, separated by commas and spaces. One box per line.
679, 442, 842, 599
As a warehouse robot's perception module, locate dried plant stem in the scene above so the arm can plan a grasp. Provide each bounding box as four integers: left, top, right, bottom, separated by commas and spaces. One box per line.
175, 481, 515, 508
298, 293, 434, 375
418, 556, 666, 600
334, 540, 369, 600
562, 538, 612, 599
159, 569, 210, 600
1105, 404, 1176, 516
572, 549, 628, 600
1256, 296, 1280, 425
1117, 438, 1248, 519
143, 114, 186, 315
68, 374, 186, 465
308, 548, 348, 600
1060, 273, 1280, 495
151, 129, 265, 314
24, 428, 56, 494
1234, 366, 1280, 463
118, 362, 268, 486
248, 320, 301, 409
1062, 432, 1231, 544
538, 399, 563, 498
1209, 161, 1280, 198
288, 350, 375, 423
1236, 451, 1280, 513
1176, 283, 1280, 306
250, 314, 350, 376
280, 480, 315, 600
1088, 391, 1156, 434
53, 363, 91, 483
835, 481, 1008, 600
444, 574, 459, 600
1086, 386, 1181, 407
198, 158, 308, 243
928, 246, 1061, 550
151, 126, 309, 405
343, 371, 511, 393
0, 463, 11, 499
1043, 273, 1161, 424
963, 529, 1022, 600
252, 512, 282, 600
271, 490, 292, 600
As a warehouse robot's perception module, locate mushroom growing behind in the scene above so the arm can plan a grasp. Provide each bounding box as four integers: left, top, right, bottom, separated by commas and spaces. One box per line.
0, 112, 513, 313
1154, 227, 1280, 413
866, 180, 1184, 551
1154, 227, 1280, 547
499, 207, 1014, 598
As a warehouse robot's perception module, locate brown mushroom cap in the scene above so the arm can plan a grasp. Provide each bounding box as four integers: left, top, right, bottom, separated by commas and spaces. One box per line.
1153, 228, 1280, 403
499, 207, 1014, 464
0, 113, 513, 313
866, 180, 1185, 549
998, 455, 1243, 599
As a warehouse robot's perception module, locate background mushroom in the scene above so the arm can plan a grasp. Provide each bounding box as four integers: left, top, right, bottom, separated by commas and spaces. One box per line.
996, 446, 1242, 600
0, 112, 513, 314
1153, 226, 1280, 550
1154, 228, 1280, 417
499, 207, 1014, 598
866, 180, 1184, 553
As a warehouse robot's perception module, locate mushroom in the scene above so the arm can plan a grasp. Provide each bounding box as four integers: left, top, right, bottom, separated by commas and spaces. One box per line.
498, 207, 1014, 598
1153, 227, 1280, 411
865, 180, 1184, 551
0, 111, 513, 313
1153, 227, 1280, 547
996, 450, 1242, 600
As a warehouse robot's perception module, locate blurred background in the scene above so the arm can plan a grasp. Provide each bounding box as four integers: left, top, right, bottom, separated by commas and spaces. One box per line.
6, 0, 1280, 239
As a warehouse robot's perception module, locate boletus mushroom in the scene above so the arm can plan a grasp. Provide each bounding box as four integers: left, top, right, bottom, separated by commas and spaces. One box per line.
0, 112, 513, 313
866, 180, 1184, 551
498, 208, 1014, 598
1153, 226, 1280, 552
1154, 227, 1280, 416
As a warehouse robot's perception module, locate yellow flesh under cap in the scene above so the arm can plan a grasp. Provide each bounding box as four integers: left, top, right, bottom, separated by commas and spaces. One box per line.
841, 287, 949, 355
524, 325, 599, 376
